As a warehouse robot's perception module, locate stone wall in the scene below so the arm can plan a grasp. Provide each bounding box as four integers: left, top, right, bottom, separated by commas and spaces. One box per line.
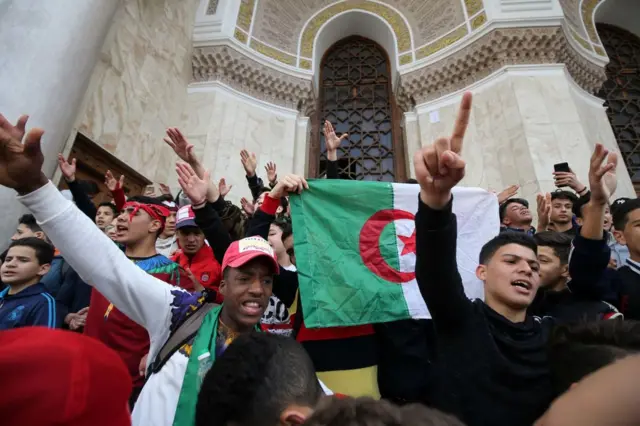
73, 0, 200, 183
178, 85, 304, 205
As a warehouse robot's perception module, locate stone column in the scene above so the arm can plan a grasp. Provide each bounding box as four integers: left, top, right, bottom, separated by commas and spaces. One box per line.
0, 0, 120, 246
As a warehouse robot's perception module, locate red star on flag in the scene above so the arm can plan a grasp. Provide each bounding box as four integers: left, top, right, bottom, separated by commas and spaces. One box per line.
398, 229, 416, 256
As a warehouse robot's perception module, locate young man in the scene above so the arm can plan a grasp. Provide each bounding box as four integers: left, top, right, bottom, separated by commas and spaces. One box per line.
0, 237, 60, 329
196, 333, 323, 426
530, 231, 619, 322
499, 198, 535, 234
568, 144, 640, 320
96, 202, 118, 232
171, 205, 222, 294
549, 190, 578, 234
84, 195, 192, 405
155, 200, 178, 257
0, 115, 310, 426
413, 92, 554, 425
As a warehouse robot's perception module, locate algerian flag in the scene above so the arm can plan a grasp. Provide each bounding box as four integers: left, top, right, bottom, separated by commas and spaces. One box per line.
290, 180, 499, 328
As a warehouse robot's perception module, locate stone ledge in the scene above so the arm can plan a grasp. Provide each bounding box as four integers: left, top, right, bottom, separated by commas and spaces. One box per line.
192, 45, 313, 110
397, 26, 606, 109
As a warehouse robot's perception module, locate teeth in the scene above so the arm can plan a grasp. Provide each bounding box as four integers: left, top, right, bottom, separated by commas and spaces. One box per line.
244, 302, 259, 308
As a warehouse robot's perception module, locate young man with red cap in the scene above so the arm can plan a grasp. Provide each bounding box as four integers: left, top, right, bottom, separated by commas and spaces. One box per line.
83, 194, 193, 406
171, 205, 223, 295
0, 112, 313, 426
0, 327, 132, 426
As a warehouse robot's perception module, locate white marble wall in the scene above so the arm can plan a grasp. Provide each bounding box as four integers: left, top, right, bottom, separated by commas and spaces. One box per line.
406, 66, 635, 219
179, 84, 301, 205
72, 0, 200, 183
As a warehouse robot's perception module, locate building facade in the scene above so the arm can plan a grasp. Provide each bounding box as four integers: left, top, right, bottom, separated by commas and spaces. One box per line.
0, 0, 639, 243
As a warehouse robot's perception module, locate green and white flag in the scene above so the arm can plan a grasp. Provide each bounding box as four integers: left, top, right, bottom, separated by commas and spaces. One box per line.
290, 179, 499, 328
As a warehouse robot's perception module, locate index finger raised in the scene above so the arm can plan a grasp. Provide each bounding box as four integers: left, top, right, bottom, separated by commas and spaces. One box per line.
450, 92, 472, 154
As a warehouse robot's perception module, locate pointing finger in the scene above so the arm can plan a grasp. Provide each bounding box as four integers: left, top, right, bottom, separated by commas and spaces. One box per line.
450, 92, 472, 154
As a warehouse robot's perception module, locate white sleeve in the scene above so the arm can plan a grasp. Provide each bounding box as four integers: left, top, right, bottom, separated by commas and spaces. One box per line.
18, 182, 174, 340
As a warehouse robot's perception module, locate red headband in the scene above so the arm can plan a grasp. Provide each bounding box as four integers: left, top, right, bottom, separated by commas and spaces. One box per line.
122, 201, 171, 224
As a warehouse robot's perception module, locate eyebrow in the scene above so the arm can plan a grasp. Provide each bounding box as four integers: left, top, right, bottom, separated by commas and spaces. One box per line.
502, 254, 540, 267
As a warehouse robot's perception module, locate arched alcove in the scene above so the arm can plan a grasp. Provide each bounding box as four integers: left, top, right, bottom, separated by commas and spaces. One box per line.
310, 10, 400, 94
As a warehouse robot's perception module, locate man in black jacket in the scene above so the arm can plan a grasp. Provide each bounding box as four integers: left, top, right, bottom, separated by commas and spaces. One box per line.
568, 144, 640, 320
413, 92, 555, 426
530, 231, 620, 322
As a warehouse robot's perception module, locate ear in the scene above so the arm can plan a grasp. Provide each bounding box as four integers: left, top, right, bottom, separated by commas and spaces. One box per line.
38, 263, 51, 277
560, 263, 570, 279
502, 217, 511, 226
219, 279, 227, 297
476, 264, 487, 282
35, 231, 46, 240
279, 406, 313, 425
576, 217, 584, 226
613, 229, 626, 246
149, 219, 162, 234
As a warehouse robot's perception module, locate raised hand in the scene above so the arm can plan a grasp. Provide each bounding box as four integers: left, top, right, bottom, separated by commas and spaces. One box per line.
57, 154, 77, 182
241, 197, 255, 215
269, 174, 309, 199
218, 178, 232, 198
497, 184, 520, 205
164, 127, 197, 164
414, 92, 472, 209
240, 149, 257, 177
105, 170, 125, 192
589, 143, 617, 205
553, 168, 586, 193
0, 113, 47, 194
265, 161, 277, 184
324, 121, 348, 161
536, 192, 552, 231
176, 162, 213, 206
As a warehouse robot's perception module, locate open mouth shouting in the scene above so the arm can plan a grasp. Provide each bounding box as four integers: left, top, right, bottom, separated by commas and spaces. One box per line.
240, 299, 264, 317
511, 280, 533, 294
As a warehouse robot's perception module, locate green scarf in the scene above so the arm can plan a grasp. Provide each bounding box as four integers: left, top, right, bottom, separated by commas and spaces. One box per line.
172, 305, 260, 426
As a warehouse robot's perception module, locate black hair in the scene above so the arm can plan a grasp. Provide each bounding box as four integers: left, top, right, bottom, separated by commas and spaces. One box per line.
0, 249, 7, 263
405, 178, 418, 184
271, 217, 292, 236
548, 320, 640, 395
17, 214, 42, 233
281, 225, 293, 243
551, 190, 577, 203
304, 397, 465, 426
97, 202, 118, 216
8, 237, 55, 265
479, 231, 537, 264
196, 333, 322, 426
126, 195, 166, 207
499, 198, 529, 222
613, 198, 640, 231
533, 231, 572, 265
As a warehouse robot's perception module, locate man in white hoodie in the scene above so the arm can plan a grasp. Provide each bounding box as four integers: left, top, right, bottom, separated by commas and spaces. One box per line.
0, 113, 310, 426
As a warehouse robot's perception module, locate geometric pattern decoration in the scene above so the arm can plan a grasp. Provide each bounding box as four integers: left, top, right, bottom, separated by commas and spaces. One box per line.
597, 24, 640, 184
319, 37, 395, 181
206, 0, 219, 15
299, 1, 412, 61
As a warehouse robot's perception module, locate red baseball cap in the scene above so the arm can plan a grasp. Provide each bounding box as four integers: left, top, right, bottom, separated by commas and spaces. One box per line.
222, 236, 280, 274
0, 327, 132, 426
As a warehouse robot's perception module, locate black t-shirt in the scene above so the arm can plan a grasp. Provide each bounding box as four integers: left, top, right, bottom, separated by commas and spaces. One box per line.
416, 198, 555, 426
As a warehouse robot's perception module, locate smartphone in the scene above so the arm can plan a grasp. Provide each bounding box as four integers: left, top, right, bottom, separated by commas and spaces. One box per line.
554, 162, 570, 173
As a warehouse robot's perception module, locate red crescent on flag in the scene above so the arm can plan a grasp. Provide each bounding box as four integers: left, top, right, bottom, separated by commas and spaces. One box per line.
359, 209, 416, 283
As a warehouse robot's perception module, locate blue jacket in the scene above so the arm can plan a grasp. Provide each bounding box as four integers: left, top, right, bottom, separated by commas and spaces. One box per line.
0, 283, 61, 330
39, 256, 92, 320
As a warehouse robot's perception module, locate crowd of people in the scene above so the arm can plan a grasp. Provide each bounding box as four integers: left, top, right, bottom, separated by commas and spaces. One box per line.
1, 92, 640, 426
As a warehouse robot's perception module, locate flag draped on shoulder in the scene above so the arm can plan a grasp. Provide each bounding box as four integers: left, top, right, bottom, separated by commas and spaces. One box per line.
289, 179, 499, 328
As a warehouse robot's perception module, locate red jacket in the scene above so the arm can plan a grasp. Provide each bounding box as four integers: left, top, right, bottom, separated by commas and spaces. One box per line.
171, 244, 222, 295
84, 254, 191, 389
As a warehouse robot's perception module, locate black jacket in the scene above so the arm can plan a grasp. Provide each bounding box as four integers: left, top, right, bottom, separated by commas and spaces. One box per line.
530, 285, 620, 323
416, 196, 554, 426
569, 232, 640, 320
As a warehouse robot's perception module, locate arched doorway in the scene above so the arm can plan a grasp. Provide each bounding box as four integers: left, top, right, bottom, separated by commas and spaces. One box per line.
596, 24, 640, 191
310, 36, 405, 181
